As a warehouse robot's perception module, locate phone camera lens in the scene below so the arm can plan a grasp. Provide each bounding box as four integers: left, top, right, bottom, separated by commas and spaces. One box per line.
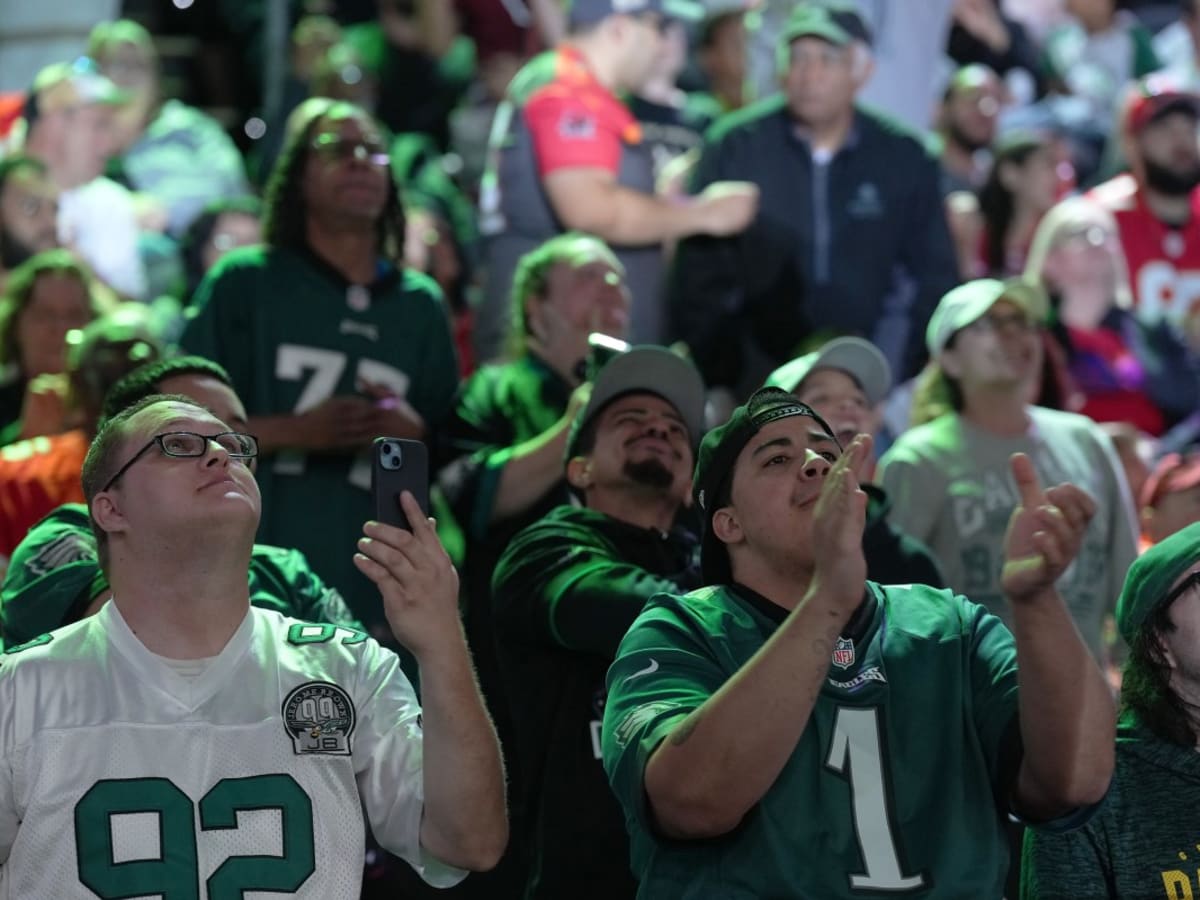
381, 443, 393, 454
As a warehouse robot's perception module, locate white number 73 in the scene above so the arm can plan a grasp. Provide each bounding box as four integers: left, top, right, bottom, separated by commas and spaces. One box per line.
274, 344, 410, 488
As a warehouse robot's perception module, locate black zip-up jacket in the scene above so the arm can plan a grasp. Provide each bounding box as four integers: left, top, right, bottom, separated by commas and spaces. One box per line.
492, 505, 701, 900
669, 97, 960, 393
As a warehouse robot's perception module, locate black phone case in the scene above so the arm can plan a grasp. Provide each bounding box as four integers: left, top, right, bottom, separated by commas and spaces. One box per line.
371, 438, 430, 530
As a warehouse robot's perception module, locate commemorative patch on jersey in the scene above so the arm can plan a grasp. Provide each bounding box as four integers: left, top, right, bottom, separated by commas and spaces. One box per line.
282, 681, 356, 755
832, 637, 855, 670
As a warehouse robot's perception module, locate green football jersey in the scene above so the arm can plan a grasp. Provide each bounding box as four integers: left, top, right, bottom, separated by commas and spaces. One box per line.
181, 246, 459, 630
0, 504, 362, 646
602, 582, 1023, 899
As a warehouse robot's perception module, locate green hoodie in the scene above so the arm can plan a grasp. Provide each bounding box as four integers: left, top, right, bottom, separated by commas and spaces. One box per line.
1022, 710, 1200, 900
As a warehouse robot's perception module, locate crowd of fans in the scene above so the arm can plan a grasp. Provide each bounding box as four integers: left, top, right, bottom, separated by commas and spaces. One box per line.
2, 0, 1200, 898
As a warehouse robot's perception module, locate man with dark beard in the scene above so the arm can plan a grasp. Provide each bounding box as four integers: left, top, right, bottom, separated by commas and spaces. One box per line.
490, 345, 706, 900
937, 64, 1005, 195
0, 156, 59, 290
1090, 75, 1200, 351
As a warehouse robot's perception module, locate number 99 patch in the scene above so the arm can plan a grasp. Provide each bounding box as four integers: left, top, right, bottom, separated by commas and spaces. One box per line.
282, 681, 357, 755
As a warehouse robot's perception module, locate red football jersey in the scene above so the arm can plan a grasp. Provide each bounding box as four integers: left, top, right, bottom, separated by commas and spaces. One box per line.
1089, 173, 1200, 344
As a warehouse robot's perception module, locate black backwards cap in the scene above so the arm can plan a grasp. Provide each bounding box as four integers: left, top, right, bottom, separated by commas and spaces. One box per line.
693, 387, 837, 584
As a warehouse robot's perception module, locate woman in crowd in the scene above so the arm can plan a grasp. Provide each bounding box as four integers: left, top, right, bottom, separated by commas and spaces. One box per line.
1025, 195, 1200, 437
976, 131, 1062, 277
180, 197, 263, 304
0, 250, 104, 443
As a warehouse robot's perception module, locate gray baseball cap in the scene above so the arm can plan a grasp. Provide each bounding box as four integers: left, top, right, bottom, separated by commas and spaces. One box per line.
566, 345, 707, 459
569, 0, 702, 28
764, 336, 891, 406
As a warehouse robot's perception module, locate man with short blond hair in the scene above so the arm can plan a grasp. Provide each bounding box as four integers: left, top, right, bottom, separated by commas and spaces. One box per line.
0, 392, 507, 896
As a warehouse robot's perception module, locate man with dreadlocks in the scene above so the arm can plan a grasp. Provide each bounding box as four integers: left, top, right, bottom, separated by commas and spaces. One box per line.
181, 101, 459, 640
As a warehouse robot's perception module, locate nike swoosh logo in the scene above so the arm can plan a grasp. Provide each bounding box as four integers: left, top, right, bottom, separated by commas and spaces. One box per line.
625, 659, 659, 682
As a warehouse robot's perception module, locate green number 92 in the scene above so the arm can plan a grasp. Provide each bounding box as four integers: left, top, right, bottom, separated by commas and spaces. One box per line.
74, 774, 316, 899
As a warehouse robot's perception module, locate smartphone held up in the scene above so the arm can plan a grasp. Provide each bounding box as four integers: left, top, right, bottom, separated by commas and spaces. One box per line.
371, 438, 430, 531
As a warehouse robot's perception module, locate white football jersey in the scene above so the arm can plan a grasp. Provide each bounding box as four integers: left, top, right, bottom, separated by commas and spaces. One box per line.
0, 602, 464, 898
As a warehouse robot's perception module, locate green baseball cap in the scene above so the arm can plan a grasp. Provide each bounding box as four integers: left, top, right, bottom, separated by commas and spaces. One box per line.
925, 277, 1048, 358
1115, 521, 1200, 646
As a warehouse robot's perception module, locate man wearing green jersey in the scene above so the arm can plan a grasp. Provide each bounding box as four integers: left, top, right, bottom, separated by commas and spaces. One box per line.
1023, 522, 1200, 900
602, 386, 1115, 898
181, 101, 459, 635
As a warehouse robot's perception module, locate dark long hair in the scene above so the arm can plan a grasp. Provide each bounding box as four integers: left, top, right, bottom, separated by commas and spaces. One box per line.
180, 197, 263, 301
0, 154, 49, 270
979, 135, 1046, 276
1122, 601, 1199, 747
262, 102, 406, 265
0, 249, 99, 372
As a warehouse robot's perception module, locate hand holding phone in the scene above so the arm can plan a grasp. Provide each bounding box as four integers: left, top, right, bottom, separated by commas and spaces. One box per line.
371, 438, 430, 530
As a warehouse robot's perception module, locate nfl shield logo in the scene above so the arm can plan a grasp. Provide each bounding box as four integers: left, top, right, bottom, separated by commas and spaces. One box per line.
832, 637, 855, 670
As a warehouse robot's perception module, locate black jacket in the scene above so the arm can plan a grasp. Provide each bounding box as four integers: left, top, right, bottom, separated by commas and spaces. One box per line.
492, 505, 701, 900
670, 98, 959, 393
863, 483, 945, 589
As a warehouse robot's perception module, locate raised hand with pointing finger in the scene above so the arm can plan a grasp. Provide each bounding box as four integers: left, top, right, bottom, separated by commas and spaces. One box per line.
1001, 452, 1097, 603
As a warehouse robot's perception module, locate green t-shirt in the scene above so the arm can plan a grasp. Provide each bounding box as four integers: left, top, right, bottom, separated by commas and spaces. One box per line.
1022, 711, 1200, 900
602, 581, 1025, 899
181, 246, 459, 631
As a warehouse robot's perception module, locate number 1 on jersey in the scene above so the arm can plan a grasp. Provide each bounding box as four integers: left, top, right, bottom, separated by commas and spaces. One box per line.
825, 706, 927, 892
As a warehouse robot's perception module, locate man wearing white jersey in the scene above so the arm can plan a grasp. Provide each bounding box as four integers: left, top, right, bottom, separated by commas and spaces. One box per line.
0, 394, 507, 898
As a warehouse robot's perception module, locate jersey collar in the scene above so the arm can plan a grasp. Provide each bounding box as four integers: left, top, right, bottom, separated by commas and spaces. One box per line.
101, 600, 257, 712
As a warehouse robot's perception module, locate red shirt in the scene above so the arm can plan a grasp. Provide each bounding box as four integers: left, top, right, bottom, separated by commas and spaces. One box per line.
522, 46, 643, 179
1089, 173, 1200, 341
0, 93, 22, 141
1065, 325, 1166, 435
0, 430, 88, 562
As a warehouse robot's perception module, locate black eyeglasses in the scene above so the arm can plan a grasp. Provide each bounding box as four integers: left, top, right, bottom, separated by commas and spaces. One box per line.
310, 133, 390, 167
101, 431, 258, 492
965, 311, 1036, 335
